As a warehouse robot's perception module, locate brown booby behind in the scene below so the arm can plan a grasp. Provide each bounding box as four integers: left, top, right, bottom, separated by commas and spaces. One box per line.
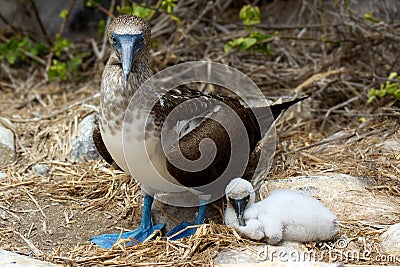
90, 15, 307, 248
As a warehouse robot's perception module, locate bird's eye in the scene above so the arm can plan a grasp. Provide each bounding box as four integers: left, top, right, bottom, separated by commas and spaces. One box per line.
111, 36, 117, 44
246, 195, 250, 202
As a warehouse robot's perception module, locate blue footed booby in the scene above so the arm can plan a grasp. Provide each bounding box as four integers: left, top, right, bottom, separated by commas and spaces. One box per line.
91, 15, 307, 248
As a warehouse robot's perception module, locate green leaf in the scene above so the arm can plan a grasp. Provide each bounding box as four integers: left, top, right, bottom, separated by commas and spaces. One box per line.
239, 5, 261, 26
132, 3, 153, 19
52, 34, 72, 57
385, 83, 399, 94
388, 72, 398, 80
169, 14, 181, 25
367, 95, 375, 104
161, 0, 178, 13
60, 9, 69, 19
364, 12, 381, 23
117, 3, 153, 19
5, 51, 17, 64
224, 44, 231, 53
394, 90, 400, 100
98, 20, 105, 37
241, 37, 257, 50
47, 60, 67, 81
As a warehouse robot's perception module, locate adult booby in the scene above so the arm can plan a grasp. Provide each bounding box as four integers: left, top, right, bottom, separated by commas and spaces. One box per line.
225, 178, 339, 244
90, 15, 307, 248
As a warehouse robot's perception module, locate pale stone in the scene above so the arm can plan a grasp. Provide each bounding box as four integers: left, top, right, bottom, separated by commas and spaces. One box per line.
0, 249, 61, 267
213, 242, 339, 266
70, 114, 100, 161
262, 174, 399, 225
0, 125, 15, 165
380, 223, 400, 255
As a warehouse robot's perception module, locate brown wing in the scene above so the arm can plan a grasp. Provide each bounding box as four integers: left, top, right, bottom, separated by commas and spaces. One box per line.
151, 86, 307, 188
158, 89, 261, 188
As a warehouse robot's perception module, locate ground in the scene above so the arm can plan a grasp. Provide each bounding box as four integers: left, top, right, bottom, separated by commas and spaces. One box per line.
0, 1, 399, 266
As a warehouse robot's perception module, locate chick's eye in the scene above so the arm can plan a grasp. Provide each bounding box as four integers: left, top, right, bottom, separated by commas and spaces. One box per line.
246, 195, 250, 202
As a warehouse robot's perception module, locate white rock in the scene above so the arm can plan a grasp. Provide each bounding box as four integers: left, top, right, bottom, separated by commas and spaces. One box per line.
263, 174, 399, 224
0, 249, 62, 267
380, 223, 400, 255
213, 242, 337, 266
70, 114, 100, 161
0, 125, 15, 165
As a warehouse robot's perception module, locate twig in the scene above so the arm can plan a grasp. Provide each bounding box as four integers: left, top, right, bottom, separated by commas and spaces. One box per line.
28, 0, 53, 46
283, 132, 357, 155
58, 0, 77, 35
294, 68, 348, 97
25, 190, 47, 219
14, 230, 44, 257
90, 0, 116, 60
320, 96, 359, 130
0, 181, 34, 190
8, 93, 100, 123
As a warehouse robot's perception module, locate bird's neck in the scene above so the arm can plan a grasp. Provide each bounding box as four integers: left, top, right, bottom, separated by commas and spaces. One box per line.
128, 59, 153, 93
99, 56, 152, 134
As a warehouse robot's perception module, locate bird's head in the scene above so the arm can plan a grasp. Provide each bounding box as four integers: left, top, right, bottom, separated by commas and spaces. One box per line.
225, 178, 256, 226
107, 15, 151, 86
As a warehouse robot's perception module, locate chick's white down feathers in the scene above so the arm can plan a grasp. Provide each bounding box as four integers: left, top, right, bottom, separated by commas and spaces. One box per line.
224, 178, 339, 245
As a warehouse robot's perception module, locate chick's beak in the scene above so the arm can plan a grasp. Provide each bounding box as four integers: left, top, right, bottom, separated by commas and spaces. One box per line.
230, 197, 248, 226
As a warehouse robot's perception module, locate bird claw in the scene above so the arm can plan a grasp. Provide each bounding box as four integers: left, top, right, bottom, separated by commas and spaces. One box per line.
90, 223, 165, 249
165, 222, 198, 240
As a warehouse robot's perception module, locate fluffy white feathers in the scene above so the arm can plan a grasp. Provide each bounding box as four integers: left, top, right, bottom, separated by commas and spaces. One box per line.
224, 178, 339, 245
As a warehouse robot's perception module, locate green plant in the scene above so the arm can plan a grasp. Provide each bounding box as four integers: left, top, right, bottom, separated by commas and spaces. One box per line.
368, 72, 400, 103
364, 12, 381, 24
225, 5, 273, 54
117, 0, 180, 24
117, 3, 153, 19
51, 34, 73, 57
0, 36, 47, 65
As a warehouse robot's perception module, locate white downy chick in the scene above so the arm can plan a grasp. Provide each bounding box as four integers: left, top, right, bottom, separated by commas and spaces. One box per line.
225, 178, 339, 245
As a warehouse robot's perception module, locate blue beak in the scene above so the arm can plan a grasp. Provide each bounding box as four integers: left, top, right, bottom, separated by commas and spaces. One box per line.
111, 33, 144, 87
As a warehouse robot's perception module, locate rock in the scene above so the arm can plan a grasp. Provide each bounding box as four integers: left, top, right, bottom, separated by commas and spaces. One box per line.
215, 262, 339, 267
0, 248, 62, 267
32, 164, 50, 176
0, 125, 16, 166
70, 114, 100, 161
262, 174, 399, 224
380, 223, 400, 255
381, 139, 400, 153
213, 242, 341, 266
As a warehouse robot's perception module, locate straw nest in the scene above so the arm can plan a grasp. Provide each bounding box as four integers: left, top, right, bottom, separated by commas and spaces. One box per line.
0, 1, 399, 266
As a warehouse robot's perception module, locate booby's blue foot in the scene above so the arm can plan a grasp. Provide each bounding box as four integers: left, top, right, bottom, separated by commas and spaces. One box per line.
165, 201, 208, 240
90, 194, 164, 248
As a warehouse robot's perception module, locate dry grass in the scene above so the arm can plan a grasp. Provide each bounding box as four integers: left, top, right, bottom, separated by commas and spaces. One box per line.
0, 0, 399, 266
